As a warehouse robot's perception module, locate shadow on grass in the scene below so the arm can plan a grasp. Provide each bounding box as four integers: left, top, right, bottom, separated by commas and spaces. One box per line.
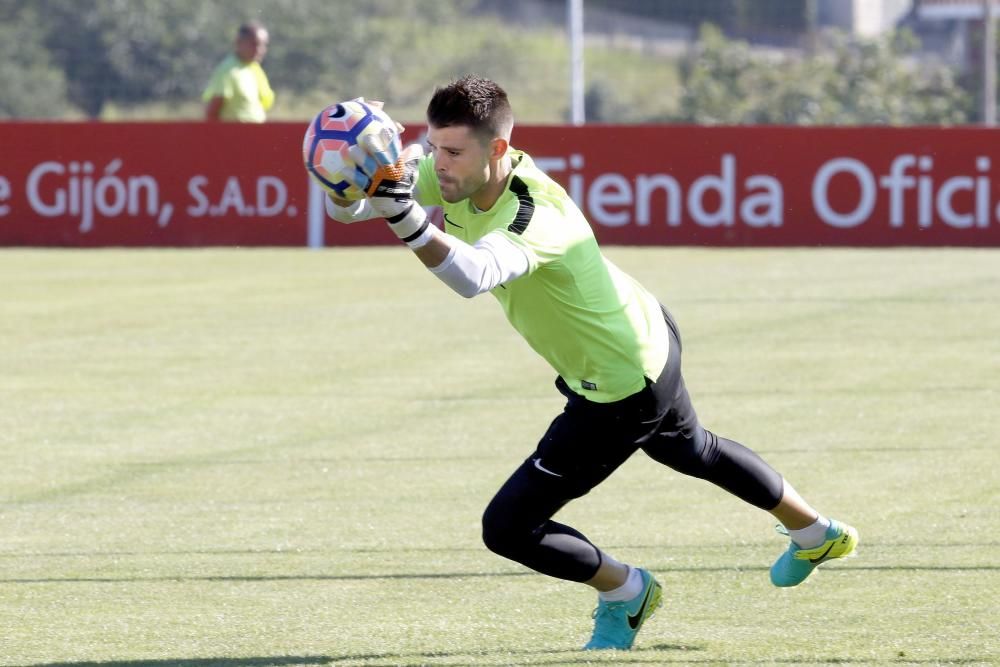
321, 644, 709, 665
3, 561, 999, 585
312, 644, 989, 666
1, 571, 534, 584
17, 658, 330, 667
14, 651, 684, 667
14, 647, 989, 667
3, 539, 999, 559
321, 646, 991, 667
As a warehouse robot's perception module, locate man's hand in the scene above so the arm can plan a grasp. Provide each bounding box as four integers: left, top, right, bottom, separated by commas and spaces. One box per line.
338, 102, 431, 246
349, 142, 423, 219
343, 142, 429, 245
327, 193, 353, 208
324, 192, 376, 225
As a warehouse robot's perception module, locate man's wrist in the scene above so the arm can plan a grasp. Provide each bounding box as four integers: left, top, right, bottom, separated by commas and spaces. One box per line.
404, 222, 436, 249
384, 204, 430, 246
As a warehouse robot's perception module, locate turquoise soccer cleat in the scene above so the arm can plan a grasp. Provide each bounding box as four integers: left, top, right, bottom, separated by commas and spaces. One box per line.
583, 568, 663, 650
770, 519, 859, 587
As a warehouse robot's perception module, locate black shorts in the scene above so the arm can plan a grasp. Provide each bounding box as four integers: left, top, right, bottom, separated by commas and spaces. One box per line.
527, 306, 700, 498
481, 306, 782, 580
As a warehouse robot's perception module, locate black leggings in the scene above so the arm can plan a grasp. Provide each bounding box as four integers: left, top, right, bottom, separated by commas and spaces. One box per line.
481, 308, 784, 582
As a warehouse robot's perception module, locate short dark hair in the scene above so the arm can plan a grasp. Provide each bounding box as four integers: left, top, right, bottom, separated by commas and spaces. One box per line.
237, 21, 266, 40
426, 75, 514, 144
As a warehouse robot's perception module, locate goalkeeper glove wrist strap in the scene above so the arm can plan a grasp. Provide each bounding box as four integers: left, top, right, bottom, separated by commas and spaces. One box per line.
386, 204, 433, 248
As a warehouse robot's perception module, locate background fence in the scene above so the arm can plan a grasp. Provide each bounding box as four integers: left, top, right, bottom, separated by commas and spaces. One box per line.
0, 0, 997, 125
3, 121, 999, 247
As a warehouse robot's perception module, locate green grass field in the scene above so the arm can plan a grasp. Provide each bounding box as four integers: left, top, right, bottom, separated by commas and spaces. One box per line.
1, 247, 998, 667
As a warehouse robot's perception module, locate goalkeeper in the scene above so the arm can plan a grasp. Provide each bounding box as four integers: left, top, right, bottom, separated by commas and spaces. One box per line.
325, 76, 858, 651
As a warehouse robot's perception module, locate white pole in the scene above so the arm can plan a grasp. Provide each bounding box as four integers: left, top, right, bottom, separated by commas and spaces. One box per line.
984, 0, 997, 126
568, 0, 585, 125
307, 180, 325, 248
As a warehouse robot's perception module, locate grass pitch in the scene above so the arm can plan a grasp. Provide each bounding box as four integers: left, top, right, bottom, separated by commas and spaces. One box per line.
1, 247, 998, 666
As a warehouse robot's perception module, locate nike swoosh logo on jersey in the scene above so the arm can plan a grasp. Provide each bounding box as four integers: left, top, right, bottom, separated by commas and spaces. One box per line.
443, 213, 463, 228
808, 543, 835, 563
532, 457, 563, 477
627, 582, 655, 629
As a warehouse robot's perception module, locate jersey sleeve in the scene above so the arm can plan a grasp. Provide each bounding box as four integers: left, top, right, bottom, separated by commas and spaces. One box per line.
427, 231, 530, 297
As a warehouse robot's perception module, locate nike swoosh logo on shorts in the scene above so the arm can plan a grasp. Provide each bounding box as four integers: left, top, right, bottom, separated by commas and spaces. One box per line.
627, 584, 654, 629
532, 457, 563, 477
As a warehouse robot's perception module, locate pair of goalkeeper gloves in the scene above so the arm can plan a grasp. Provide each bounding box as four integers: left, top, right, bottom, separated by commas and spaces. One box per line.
338, 107, 431, 247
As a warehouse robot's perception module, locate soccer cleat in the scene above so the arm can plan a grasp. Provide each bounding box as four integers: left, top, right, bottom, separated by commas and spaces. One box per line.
770, 519, 859, 587
583, 568, 663, 650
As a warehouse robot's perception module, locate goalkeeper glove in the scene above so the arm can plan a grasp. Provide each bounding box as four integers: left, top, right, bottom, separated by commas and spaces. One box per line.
346, 141, 431, 247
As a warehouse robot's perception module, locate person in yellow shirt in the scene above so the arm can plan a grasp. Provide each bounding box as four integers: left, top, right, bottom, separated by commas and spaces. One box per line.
203, 21, 274, 122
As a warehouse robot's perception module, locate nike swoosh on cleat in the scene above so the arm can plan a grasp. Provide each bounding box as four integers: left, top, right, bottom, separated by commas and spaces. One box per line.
627, 583, 655, 630
808, 543, 835, 564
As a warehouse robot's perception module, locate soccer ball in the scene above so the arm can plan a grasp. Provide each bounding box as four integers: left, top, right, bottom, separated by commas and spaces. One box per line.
302, 99, 401, 201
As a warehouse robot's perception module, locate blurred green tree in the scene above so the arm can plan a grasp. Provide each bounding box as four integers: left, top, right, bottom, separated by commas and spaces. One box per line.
0, 1, 978, 125
674, 24, 972, 125
24, 0, 477, 118
0, 3, 72, 118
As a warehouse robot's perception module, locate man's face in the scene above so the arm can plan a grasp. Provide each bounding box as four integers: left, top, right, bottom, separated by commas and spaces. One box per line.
236, 28, 269, 63
426, 124, 492, 204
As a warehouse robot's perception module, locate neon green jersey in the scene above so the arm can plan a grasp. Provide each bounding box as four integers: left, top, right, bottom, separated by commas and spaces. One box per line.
416, 149, 668, 403
202, 54, 274, 123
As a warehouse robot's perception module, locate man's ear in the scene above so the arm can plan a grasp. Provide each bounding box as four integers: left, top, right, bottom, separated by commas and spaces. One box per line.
490, 137, 509, 161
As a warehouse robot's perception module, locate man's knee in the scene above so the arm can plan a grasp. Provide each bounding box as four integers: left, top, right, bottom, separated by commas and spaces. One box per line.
481, 497, 524, 557
644, 424, 711, 475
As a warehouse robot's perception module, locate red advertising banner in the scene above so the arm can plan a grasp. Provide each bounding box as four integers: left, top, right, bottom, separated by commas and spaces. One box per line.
1, 121, 998, 247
